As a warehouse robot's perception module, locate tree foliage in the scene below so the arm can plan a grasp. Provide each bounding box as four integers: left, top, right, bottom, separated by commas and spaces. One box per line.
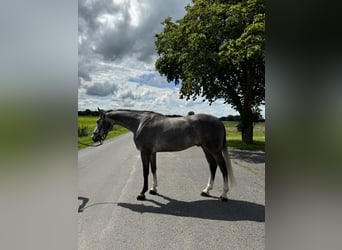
155, 0, 265, 144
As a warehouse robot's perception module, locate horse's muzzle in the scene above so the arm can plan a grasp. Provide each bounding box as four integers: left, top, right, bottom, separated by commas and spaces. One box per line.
92, 133, 102, 142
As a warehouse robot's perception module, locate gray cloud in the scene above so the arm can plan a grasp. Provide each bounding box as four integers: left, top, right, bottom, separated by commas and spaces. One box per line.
94, 27, 135, 61
78, 0, 188, 64
85, 81, 118, 96
118, 89, 137, 100
78, 0, 123, 33
78, 65, 92, 83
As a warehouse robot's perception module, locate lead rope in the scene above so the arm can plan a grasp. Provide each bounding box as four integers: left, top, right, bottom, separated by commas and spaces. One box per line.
78, 133, 107, 147
78, 141, 103, 147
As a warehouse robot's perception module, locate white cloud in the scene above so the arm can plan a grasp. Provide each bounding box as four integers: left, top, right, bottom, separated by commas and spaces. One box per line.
117, 89, 137, 100
152, 93, 170, 106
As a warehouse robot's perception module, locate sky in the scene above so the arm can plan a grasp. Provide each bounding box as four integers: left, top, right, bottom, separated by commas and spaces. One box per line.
78, 0, 264, 118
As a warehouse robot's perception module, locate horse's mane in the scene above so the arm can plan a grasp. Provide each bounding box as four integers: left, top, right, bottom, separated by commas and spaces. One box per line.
106, 109, 165, 117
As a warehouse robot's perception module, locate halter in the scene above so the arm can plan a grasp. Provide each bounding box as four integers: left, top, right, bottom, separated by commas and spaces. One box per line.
78, 130, 106, 147
99, 131, 109, 142
78, 117, 109, 147
92, 131, 108, 142
91, 113, 112, 144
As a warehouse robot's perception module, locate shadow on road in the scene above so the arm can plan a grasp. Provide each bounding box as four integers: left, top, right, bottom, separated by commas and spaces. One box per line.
117, 194, 264, 222
230, 150, 265, 164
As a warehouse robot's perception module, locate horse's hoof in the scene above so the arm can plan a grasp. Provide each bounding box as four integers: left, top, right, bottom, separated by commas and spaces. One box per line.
149, 190, 158, 195
136, 194, 146, 201
201, 191, 210, 197
219, 196, 228, 202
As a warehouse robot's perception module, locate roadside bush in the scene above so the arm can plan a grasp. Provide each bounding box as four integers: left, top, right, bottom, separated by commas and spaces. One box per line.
78, 125, 90, 137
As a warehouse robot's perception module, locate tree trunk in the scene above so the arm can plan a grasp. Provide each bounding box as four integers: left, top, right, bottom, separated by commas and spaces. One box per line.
241, 63, 254, 144
241, 121, 253, 144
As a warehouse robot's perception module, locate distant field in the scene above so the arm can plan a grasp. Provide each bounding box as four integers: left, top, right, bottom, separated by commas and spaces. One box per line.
78, 116, 265, 151
78, 116, 129, 149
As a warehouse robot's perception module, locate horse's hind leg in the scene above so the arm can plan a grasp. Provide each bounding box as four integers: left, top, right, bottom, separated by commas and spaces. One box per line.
149, 152, 158, 195
214, 153, 229, 202
137, 151, 150, 200
201, 149, 217, 197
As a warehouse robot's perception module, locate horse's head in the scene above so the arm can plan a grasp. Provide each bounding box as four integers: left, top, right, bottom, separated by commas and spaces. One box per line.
92, 108, 113, 143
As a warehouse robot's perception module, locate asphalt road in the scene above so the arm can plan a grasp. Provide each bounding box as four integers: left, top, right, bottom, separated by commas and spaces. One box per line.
78, 133, 265, 250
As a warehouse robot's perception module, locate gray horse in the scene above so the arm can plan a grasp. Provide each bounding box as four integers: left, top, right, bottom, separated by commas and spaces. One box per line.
92, 109, 236, 201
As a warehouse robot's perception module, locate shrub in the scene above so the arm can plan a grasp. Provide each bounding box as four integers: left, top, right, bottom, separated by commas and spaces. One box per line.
78, 125, 90, 137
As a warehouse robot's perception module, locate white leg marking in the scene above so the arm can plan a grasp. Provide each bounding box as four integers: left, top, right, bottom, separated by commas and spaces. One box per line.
202, 176, 214, 194
221, 178, 229, 199
150, 174, 158, 192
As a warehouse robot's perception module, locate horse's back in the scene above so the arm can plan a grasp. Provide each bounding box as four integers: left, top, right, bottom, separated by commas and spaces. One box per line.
187, 114, 226, 150
134, 113, 225, 152
187, 113, 224, 132
134, 115, 194, 152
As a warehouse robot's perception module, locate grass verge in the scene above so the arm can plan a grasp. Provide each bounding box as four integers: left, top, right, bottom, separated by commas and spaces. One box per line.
224, 121, 265, 151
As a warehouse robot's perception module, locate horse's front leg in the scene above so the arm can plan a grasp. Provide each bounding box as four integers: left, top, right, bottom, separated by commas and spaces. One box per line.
137, 151, 150, 201
149, 152, 158, 195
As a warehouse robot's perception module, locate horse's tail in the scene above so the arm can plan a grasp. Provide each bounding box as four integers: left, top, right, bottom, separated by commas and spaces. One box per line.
222, 127, 236, 188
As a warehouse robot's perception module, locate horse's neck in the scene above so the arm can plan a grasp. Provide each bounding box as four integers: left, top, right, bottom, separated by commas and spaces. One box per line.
107, 110, 143, 133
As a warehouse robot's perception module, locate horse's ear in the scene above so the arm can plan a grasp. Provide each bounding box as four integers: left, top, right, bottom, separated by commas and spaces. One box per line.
97, 107, 105, 117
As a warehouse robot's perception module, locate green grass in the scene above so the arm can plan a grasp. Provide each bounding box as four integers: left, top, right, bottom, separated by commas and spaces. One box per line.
78, 116, 129, 149
224, 121, 265, 151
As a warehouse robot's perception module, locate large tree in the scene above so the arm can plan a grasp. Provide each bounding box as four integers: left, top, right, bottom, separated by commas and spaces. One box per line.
155, 0, 265, 144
